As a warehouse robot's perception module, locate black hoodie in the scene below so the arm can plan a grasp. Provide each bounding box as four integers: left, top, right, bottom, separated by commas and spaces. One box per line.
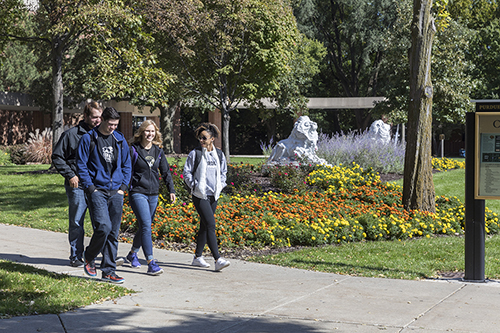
52, 120, 92, 188
129, 142, 175, 195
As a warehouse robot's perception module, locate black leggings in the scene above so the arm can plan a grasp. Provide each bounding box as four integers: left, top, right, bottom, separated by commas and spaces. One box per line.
192, 195, 220, 260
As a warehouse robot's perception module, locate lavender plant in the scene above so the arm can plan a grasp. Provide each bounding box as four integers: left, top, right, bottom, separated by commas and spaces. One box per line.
259, 137, 275, 156
317, 131, 405, 174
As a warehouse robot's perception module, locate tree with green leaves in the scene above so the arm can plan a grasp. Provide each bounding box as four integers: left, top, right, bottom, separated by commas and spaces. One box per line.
1, 0, 170, 150
448, 0, 498, 29
294, 0, 405, 130
141, 0, 305, 161
253, 34, 325, 141
445, 0, 500, 99
376, 18, 476, 125
0, 38, 41, 93
469, 19, 500, 99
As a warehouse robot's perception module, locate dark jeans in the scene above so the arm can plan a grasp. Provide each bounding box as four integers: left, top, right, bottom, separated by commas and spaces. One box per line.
85, 190, 124, 275
65, 185, 87, 261
192, 195, 220, 260
130, 193, 158, 261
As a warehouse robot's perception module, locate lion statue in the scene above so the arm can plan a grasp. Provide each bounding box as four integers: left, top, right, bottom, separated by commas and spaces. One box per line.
268, 116, 328, 165
369, 117, 391, 144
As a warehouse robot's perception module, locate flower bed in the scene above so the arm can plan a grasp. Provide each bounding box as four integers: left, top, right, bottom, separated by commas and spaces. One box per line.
121, 161, 499, 250
431, 157, 465, 171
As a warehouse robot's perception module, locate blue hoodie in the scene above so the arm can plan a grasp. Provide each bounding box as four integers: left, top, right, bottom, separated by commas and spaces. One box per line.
76, 126, 132, 194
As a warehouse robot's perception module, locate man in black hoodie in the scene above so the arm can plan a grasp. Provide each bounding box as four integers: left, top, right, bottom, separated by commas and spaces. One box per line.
52, 101, 102, 267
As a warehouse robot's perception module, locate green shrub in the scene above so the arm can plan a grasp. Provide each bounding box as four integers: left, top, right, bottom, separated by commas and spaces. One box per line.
0, 147, 13, 166
264, 163, 312, 194
225, 162, 262, 196
9, 145, 26, 165
159, 156, 190, 204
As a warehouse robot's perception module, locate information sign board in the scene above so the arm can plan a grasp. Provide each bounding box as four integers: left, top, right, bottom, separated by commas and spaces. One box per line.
475, 112, 500, 199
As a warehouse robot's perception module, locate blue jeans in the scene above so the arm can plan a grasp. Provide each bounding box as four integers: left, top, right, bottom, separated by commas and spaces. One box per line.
130, 193, 158, 261
85, 190, 124, 275
65, 185, 87, 262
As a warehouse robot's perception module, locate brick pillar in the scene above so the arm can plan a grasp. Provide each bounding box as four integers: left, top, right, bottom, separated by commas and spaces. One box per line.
119, 112, 133, 141
208, 108, 222, 149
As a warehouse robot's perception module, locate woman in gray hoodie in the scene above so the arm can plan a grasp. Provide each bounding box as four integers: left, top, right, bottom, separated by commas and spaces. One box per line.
183, 123, 230, 272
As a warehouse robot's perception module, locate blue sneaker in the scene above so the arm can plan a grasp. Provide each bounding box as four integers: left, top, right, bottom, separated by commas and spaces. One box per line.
147, 260, 164, 276
126, 252, 141, 268
102, 272, 124, 284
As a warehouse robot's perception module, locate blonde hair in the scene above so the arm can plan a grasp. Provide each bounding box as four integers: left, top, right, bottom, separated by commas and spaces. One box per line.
130, 120, 163, 148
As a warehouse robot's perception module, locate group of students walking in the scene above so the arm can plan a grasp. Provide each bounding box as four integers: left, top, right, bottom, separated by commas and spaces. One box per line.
52, 101, 230, 284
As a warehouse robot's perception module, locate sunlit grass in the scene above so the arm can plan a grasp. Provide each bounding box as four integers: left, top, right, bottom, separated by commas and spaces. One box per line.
249, 234, 500, 280
0, 259, 133, 318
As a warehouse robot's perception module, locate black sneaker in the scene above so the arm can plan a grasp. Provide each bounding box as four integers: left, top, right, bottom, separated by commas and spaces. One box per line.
70, 259, 84, 267
84, 259, 97, 277
102, 272, 124, 284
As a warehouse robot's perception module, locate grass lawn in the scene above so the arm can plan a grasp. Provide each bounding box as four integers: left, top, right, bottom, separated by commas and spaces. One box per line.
0, 165, 70, 233
0, 259, 133, 318
249, 234, 500, 280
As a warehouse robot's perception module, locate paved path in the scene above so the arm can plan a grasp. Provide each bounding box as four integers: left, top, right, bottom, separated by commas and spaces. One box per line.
1, 223, 500, 332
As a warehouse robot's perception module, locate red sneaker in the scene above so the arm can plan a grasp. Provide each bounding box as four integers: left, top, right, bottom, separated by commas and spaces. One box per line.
102, 272, 124, 284
84, 259, 97, 277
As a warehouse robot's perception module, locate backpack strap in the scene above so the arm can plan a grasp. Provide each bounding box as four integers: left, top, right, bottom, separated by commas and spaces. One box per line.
192, 148, 202, 174
131, 146, 138, 166
89, 133, 96, 155
128, 145, 139, 190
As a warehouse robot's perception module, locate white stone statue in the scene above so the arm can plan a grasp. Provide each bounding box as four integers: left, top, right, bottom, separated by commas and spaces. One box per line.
369, 118, 391, 144
267, 116, 328, 165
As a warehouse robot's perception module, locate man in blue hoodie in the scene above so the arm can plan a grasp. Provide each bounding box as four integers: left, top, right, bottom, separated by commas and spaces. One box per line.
76, 107, 131, 284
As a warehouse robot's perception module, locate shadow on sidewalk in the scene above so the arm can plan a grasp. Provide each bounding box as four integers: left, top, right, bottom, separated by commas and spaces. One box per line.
0, 253, 69, 267
60, 306, 334, 332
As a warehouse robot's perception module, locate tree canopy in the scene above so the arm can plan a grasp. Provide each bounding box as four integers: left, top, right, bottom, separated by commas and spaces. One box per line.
1, 0, 171, 148
142, 0, 311, 159
294, 0, 406, 129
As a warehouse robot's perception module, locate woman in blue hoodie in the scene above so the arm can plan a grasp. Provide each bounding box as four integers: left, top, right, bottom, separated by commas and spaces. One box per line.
126, 120, 176, 275
183, 123, 230, 272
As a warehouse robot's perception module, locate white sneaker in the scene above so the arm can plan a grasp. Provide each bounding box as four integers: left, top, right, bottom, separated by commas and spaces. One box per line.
192, 256, 210, 268
115, 257, 125, 266
215, 258, 230, 271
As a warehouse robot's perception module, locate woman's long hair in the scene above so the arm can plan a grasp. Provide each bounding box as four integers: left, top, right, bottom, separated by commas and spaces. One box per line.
130, 120, 163, 148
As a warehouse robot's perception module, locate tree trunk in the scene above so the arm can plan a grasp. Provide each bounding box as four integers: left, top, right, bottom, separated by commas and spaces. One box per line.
264, 111, 277, 142
222, 110, 230, 164
52, 44, 64, 152
403, 0, 436, 213
160, 100, 180, 154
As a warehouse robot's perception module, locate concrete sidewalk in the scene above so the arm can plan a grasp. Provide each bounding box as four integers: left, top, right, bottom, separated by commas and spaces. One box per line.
1, 223, 500, 333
